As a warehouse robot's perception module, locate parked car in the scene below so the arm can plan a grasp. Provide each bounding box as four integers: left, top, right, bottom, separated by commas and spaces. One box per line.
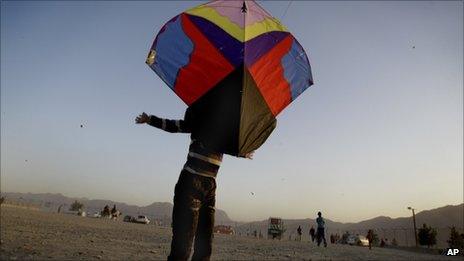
347, 235, 370, 246
135, 215, 150, 224
90, 211, 101, 218
346, 235, 357, 245
123, 215, 135, 222
357, 235, 370, 246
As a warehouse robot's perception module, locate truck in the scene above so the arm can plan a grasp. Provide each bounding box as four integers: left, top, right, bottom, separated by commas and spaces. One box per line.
268, 217, 285, 240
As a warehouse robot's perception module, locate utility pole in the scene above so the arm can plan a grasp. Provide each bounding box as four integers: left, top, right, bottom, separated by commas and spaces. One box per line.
407, 207, 418, 247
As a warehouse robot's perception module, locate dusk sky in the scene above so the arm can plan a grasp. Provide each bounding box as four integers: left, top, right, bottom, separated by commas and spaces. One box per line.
1, 1, 462, 222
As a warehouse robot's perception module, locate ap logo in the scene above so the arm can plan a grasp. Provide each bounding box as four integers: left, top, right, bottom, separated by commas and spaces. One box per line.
445, 248, 460, 256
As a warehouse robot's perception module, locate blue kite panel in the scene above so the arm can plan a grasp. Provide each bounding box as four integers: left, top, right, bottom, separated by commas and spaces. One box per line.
281, 38, 313, 101
150, 15, 194, 90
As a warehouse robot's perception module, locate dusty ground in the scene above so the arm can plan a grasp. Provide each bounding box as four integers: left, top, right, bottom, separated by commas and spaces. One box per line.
0, 205, 455, 260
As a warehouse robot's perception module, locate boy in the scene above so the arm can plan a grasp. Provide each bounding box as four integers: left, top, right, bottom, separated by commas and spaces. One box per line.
136, 109, 252, 260
316, 211, 328, 247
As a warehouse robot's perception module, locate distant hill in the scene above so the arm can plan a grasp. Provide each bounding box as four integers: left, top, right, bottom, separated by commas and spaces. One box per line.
1, 192, 233, 225
235, 204, 463, 248
2, 191, 462, 247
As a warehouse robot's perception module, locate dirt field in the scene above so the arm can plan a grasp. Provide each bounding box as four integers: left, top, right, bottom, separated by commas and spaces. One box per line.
0, 205, 455, 260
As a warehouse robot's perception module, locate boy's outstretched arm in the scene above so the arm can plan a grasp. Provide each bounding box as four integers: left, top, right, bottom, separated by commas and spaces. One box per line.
135, 112, 191, 133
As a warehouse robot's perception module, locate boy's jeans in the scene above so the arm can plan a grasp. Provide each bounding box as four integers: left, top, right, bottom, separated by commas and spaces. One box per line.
168, 170, 216, 261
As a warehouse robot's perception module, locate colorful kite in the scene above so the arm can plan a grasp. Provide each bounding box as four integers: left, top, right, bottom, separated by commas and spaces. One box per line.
146, 0, 313, 156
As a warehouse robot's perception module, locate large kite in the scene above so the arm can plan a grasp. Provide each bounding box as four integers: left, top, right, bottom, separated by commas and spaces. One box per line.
146, 0, 313, 157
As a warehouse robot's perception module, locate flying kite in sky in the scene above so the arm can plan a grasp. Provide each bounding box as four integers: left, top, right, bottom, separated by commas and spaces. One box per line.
146, 0, 313, 157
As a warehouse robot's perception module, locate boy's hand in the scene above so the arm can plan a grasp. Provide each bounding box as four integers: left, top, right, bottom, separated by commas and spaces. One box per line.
135, 112, 149, 124
245, 151, 254, 160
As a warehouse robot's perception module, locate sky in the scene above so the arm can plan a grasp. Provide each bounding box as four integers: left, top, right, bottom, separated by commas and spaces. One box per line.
1, 1, 462, 223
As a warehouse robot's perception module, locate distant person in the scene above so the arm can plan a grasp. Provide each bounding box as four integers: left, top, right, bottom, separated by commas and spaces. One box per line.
309, 226, 316, 242
136, 110, 253, 260
366, 229, 374, 250
297, 226, 302, 241
102, 205, 110, 217
316, 211, 327, 247
110, 204, 120, 219
380, 238, 385, 247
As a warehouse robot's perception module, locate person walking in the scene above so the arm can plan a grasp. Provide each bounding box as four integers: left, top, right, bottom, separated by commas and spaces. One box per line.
309, 226, 316, 242
297, 226, 302, 241
366, 229, 374, 250
316, 211, 327, 247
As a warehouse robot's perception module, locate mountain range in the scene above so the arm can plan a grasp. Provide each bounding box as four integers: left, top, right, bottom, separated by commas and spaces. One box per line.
2, 191, 462, 247
1, 192, 233, 225
234, 204, 463, 248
